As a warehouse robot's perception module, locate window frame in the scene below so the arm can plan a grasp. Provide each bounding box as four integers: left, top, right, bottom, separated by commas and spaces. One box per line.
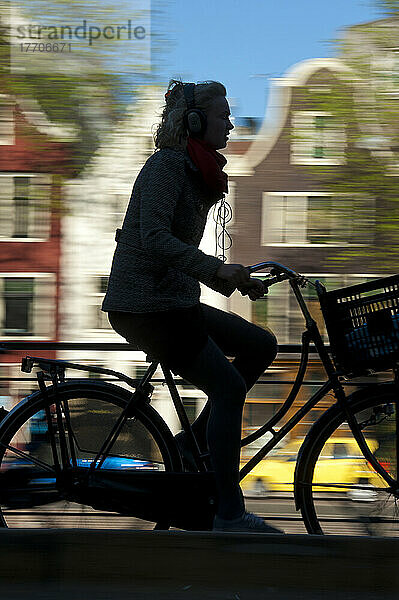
261, 191, 373, 248
0, 95, 15, 146
0, 173, 52, 241
290, 110, 346, 166
0, 273, 56, 340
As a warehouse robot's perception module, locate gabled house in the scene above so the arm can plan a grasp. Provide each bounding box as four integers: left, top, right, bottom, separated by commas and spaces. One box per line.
225, 58, 380, 347
223, 57, 386, 437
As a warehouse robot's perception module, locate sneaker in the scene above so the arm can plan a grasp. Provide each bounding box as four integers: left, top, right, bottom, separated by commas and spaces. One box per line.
213, 511, 284, 534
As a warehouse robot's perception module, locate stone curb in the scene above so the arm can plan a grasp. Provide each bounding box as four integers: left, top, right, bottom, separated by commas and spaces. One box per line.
0, 531, 397, 597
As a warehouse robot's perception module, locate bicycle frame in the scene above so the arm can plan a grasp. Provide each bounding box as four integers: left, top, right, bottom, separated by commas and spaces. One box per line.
16, 261, 398, 499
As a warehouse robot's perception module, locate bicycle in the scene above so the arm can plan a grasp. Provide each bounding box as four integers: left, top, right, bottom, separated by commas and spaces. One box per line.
0, 261, 399, 535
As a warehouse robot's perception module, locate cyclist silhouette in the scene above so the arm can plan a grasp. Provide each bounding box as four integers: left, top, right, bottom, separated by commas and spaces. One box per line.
102, 79, 281, 532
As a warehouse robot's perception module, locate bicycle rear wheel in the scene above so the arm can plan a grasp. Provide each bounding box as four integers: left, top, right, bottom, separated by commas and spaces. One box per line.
0, 380, 182, 528
296, 382, 399, 536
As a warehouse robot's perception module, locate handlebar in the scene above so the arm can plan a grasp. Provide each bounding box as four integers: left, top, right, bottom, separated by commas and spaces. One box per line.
245, 261, 316, 291
247, 261, 299, 278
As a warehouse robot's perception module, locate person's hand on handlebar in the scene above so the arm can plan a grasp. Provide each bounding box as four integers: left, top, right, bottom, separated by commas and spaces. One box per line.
237, 279, 266, 301
216, 263, 251, 287
216, 264, 266, 300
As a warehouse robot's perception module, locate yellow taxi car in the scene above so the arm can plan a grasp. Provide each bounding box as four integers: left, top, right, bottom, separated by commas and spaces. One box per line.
240, 437, 386, 501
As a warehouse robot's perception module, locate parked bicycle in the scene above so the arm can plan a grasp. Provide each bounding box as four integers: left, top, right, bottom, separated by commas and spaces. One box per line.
0, 261, 398, 535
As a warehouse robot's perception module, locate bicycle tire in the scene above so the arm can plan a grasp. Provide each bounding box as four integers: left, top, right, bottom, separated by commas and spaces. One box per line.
0, 379, 182, 529
295, 382, 399, 536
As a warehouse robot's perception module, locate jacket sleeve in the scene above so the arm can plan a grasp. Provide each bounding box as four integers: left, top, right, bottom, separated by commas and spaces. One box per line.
138, 150, 236, 298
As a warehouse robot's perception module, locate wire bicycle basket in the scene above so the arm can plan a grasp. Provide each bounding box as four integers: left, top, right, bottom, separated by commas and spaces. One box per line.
317, 273, 399, 375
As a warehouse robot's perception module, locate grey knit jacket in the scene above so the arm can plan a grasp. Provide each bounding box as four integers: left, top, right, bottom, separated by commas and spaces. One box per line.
101, 146, 235, 313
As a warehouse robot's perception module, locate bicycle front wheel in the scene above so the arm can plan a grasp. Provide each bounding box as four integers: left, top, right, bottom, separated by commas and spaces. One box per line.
296, 382, 399, 536
0, 379, 182, 528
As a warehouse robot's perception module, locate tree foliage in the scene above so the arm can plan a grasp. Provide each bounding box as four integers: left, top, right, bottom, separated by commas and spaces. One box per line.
374, 0, 399, 16
0, 0, 170, 177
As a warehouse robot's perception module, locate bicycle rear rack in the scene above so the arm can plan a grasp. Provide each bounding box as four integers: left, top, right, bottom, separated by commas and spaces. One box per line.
21, 355, 142, 390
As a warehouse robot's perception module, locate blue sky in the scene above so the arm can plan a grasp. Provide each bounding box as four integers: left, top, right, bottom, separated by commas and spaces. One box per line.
156, 0, 381, 119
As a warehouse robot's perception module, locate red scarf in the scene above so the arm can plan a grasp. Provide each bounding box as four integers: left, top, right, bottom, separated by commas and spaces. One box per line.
186, 136, 228, 196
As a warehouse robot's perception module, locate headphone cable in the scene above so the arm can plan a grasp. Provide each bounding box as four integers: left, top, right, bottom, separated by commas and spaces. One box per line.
213, 194, 232, 263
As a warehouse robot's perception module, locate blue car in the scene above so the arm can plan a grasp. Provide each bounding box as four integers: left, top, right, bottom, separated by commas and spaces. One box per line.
0, 454, 159, 508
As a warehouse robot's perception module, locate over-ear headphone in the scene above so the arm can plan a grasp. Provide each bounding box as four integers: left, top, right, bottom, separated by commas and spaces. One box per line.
182, 83, 207, 137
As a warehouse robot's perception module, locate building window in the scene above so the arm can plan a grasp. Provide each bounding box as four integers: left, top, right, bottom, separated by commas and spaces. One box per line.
0, 275, 55, 338
313, 115, 331, 159
291, 111, 345, 165
252, 274, 382, 345
0, 174, 51, 240
3, 278, 33, 335
0, 96, 14, 145
87, 275, 111, 330
108, 193, 126, 232
261, 192, 374, 246
372, 48, 399, 98
14, 177, 30, 238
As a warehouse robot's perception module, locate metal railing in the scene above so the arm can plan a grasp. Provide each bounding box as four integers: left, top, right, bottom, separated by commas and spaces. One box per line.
0, 341, 319, 352
0, 341, 383, 387
0, 341, 388, 388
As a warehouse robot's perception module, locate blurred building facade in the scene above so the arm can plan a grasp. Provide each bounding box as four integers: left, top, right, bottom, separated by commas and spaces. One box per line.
2, 14, 398, 437
225, 55, 394, 436
226, 57, 384, 333
0, 91, 74, 409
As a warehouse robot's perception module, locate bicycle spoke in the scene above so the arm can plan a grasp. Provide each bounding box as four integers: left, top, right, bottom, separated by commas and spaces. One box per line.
0, 441, 55, 473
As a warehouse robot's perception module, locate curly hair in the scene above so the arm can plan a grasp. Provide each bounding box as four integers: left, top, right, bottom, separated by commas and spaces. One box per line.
153, 79, 227, 150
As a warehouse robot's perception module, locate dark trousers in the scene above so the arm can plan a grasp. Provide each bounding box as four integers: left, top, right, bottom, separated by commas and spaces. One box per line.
108, 303, 278, 519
